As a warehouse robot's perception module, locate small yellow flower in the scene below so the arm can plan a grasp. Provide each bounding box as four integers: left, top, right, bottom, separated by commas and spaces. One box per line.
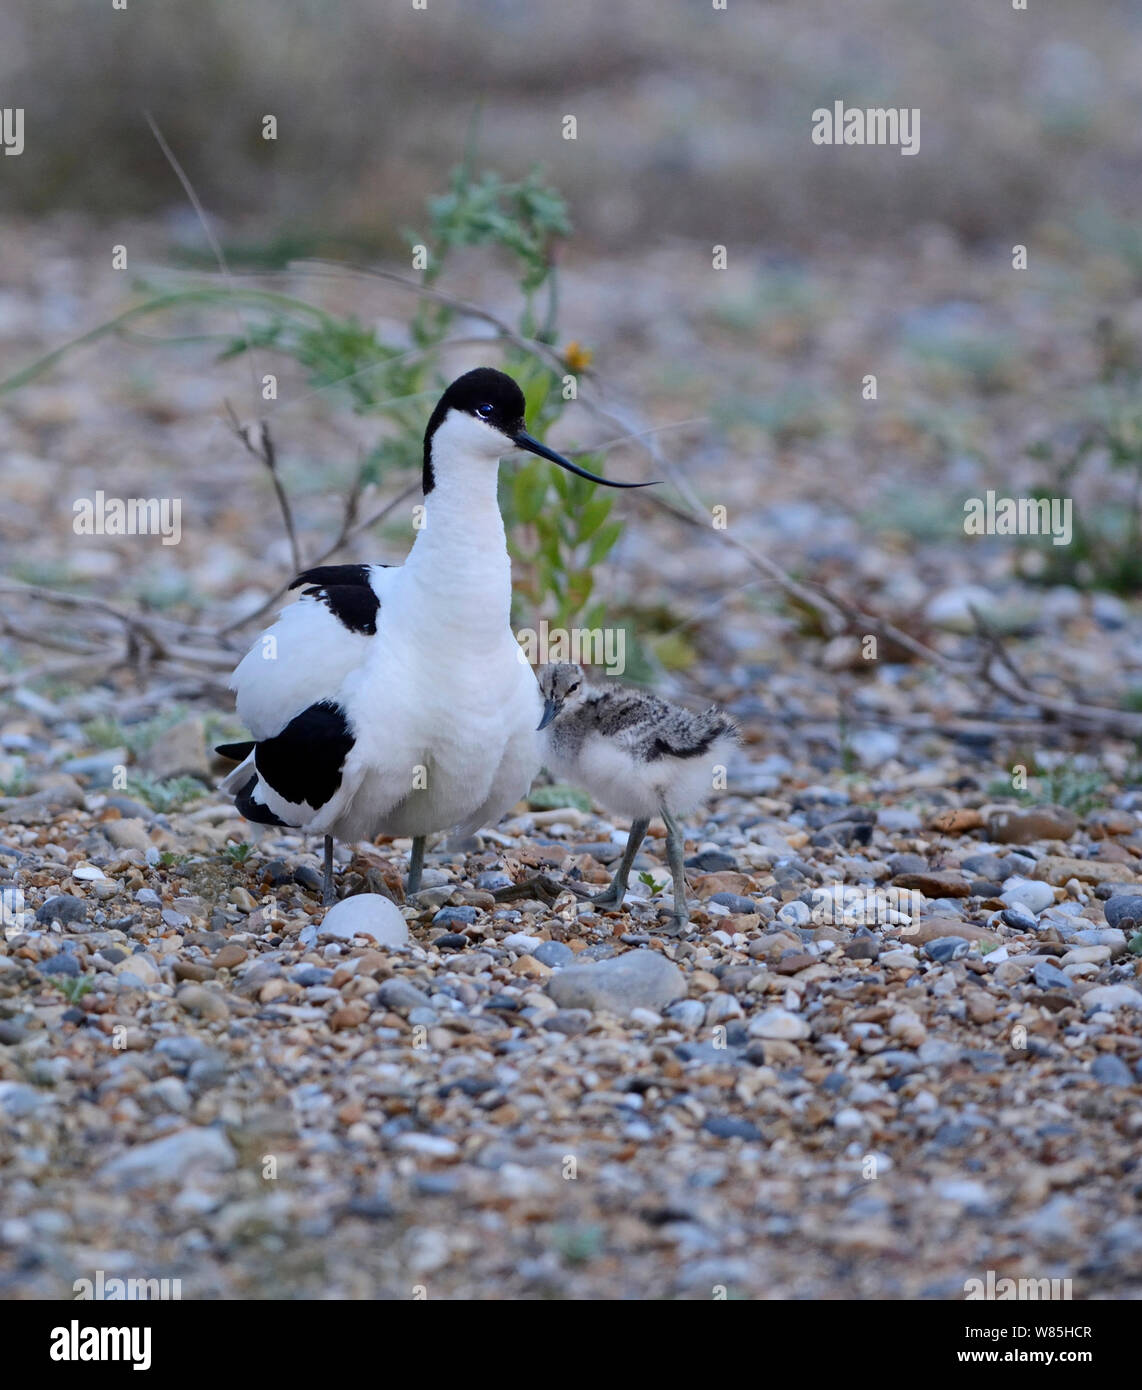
563, 341, 593, 373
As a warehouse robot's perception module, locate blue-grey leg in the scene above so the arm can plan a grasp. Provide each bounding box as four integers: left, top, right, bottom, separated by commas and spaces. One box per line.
407, 835, 426, 896
592, 818, 650, 908
322, 835, 336, 907
657, 799, 689, 928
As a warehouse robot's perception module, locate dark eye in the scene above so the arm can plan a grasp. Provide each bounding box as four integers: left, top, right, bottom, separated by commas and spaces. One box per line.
476, 403, 494, 418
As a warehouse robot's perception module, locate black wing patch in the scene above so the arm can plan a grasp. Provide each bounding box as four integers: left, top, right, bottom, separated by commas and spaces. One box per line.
254, 700, 355, 811
288, 564, 373, 592
288, 565, 381, 635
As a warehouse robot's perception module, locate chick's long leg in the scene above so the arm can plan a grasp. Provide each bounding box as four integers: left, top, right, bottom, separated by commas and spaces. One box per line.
591, 818, 650, 908
657, 799, 689, 928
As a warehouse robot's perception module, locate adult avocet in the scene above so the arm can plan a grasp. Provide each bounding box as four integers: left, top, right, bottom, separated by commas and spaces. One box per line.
216, 368, 649, 904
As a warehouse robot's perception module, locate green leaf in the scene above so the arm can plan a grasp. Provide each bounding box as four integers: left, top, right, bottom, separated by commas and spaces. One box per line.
513, 464, 549, 524
575, 492, 613, 542
587, 519, 623, 566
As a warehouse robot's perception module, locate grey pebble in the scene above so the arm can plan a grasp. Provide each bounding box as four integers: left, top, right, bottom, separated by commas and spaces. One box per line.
475, 871, 514, 891
38, 952, 81, 977
1090, 1055, 1134, 1087
924, 937, 969, 963
709, 892, 758, 914
703, 1115, 762, 1141
1002, 903, 1040, 932
547, 950, 686, 1017
1104, 896, 1142, 932
432, 932, 469, 950
376, 978, 432, 1011
35, 894, 87, 926
684, 849, 737, 873
1033, 961, 1073, 992
432, 905, 477, 927
533, 940, 573, 968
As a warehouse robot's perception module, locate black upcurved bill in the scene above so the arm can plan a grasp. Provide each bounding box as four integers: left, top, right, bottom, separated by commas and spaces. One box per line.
512, 431, 657, 488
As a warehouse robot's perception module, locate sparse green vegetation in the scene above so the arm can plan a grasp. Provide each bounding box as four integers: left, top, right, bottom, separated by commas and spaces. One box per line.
987, 759, 1109, 816
51, 974, 95, 1004
528, 783, 592, 813
126, 774, 208, 813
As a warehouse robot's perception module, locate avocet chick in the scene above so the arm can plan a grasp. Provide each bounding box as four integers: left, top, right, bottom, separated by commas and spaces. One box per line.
537, 663, 738, 928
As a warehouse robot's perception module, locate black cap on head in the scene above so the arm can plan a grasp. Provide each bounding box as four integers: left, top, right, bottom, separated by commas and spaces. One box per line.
421, 366, 657, 495
423, 368, 524, 493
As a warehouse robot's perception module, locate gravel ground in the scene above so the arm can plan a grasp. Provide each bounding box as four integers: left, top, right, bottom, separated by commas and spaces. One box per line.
3, 222, 1142, 1300
2, 717, 1142, 1300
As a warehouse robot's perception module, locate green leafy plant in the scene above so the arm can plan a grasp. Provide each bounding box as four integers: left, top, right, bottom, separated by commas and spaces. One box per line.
224, 842, 253, 863
52, 974, 95, 1004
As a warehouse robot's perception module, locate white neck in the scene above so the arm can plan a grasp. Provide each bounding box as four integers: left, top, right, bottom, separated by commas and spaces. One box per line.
404, 421, 512, 637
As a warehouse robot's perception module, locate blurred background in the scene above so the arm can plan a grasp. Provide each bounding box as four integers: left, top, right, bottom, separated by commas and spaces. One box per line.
3, 0, 1141, 248
5, 0, 1142, 735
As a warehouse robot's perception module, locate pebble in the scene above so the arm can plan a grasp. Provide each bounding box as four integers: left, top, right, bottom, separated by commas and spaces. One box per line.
684, 849, 737, 873
433, 905, 477, 927
1001, 903, 1039, 932
709, 892, 758, 914
1104, 896, 1142, 932
748, 1007, 809, 1041
376, 978, 432, 1011
98, 1126, 237, 1188
104, 818, 153, 852
665, 999, 707, 1029
34, 894, 87, 926
1000, 877, 1054, 915
880, 950, 920, 970
38, 952, 80, 977
1032, 961, 1073, 992
704, 1115, 763, 1141
1082, 985, 1142, 1012
432, 932, 469, 951
533, 940, 574, 968
541, 1009, 592, 1036
475, 871, 514, 892
1090, 1055, 1135, 1087
547, 950, 685, 1016
923, 937, 969, 964
320, 894, 409, 947
0, 1082, 52, 1118
988, 805, 1077, 845
176, 985, 229, 1022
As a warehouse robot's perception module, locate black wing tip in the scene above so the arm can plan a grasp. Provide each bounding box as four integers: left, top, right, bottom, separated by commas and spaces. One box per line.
233, 773, 288, 827
215, 740, 256, 761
